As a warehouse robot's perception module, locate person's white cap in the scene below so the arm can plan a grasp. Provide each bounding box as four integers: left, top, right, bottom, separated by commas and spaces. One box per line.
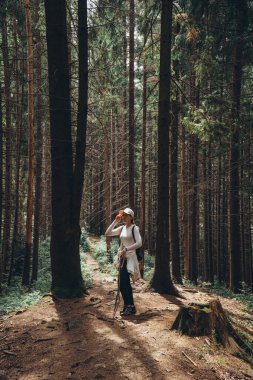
123, 207, 134, 218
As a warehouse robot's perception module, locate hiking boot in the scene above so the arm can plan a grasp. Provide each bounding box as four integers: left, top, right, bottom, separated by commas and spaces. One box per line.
120, 306, 127, 316
121, 305, 136, 316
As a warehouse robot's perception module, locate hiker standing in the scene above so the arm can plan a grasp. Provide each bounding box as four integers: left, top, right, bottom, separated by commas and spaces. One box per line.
105, 207, 142, 316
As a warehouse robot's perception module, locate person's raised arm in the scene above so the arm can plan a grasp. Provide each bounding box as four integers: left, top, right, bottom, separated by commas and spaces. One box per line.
105, 217, 123, 237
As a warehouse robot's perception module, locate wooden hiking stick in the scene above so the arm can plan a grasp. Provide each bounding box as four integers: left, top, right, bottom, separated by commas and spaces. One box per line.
113, 257, 124, 319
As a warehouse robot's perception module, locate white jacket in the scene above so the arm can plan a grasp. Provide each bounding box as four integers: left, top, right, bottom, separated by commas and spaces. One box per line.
105, 220, 142, 282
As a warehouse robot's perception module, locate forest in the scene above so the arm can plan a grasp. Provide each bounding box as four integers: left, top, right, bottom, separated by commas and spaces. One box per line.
0, 0, 253, 379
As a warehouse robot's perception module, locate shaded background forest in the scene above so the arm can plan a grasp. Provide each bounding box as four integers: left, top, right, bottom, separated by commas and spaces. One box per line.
0, 0, 253, 299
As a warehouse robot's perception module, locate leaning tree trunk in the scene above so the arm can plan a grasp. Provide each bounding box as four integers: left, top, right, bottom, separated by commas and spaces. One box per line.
45, 0, 88, 297
150, 0, 177, 295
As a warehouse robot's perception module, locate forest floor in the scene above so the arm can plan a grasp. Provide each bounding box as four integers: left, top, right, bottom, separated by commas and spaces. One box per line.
0, 237, 253, 380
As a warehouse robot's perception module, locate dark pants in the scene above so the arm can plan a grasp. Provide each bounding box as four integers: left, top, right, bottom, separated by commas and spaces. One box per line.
120, 260, 134, 306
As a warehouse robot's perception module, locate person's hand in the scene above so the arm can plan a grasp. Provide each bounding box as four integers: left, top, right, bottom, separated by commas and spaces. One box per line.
115, 214, 122, 222
119, 248, 126, 258
115, 210, 124, 222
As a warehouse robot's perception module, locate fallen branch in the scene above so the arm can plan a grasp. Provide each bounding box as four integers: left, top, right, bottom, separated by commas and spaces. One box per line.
2, 350, 17, 356
182, 351, 198, 367
81, 312, 114, 323
34, 337, 55, 343
97, 315, 114, 323
83, 300, 102, 308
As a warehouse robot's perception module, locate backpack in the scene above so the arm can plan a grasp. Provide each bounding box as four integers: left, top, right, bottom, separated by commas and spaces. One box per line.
132, 225, 144, 262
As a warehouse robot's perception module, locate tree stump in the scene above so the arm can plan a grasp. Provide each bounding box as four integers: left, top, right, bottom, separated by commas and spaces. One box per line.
171, 299, 253, 357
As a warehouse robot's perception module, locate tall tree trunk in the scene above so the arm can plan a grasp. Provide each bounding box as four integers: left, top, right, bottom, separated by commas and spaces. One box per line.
170, 91, 182, 283
180, 123, 189, 279
128, 0, 135, 209
73, 0, 88, 223
32, 0, 43, 283
207, 142, 213, 283
229, 23, 243, 293
221, 175, 229, 286
139, 62, 147, 278
1, 13, 12, 276
140, 61, 147, 242
190, 135, 199, 284
44, 0, 87, 297
22, 0, 35, 286
8, 20, 23, 285
244, 135, 252, 288
120, 13, 128, 208
0, 81, 3, 287
147, 132, 153, 254
245, 196, 252, 289
240, 157, 245, 283
104, 132, 111, 252
150, 0, 177, 295
203, 142, 213, 283
0, 81, 2, 242
217, 149, 222, 283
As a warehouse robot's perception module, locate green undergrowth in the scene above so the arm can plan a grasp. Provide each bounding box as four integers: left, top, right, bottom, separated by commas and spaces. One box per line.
183, 279, 253, 316
92, 235, 155, 281
0, 230, 93, 315
143, 254, 155, 281
92, 236, 118, 277
211, 282, 253, 314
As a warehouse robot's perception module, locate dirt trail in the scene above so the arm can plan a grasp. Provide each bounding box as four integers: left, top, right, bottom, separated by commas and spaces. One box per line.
0, 237, 253, 380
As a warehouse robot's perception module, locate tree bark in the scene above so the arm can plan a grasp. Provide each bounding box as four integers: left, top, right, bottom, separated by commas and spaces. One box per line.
139, 56, 147, 278
150, 0, 177, 295
72, 0, 88, 225
0, 80, 3, 288
1, 12, 12, 276
180, 123, 189, 279
45, 0, 87, 297
8, 20, 23, 285
22, 0, 35, 286
190, 135, 199, 284
32, 0, 43, 283
229, 21, 243, 293
170, 95, 182, 283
